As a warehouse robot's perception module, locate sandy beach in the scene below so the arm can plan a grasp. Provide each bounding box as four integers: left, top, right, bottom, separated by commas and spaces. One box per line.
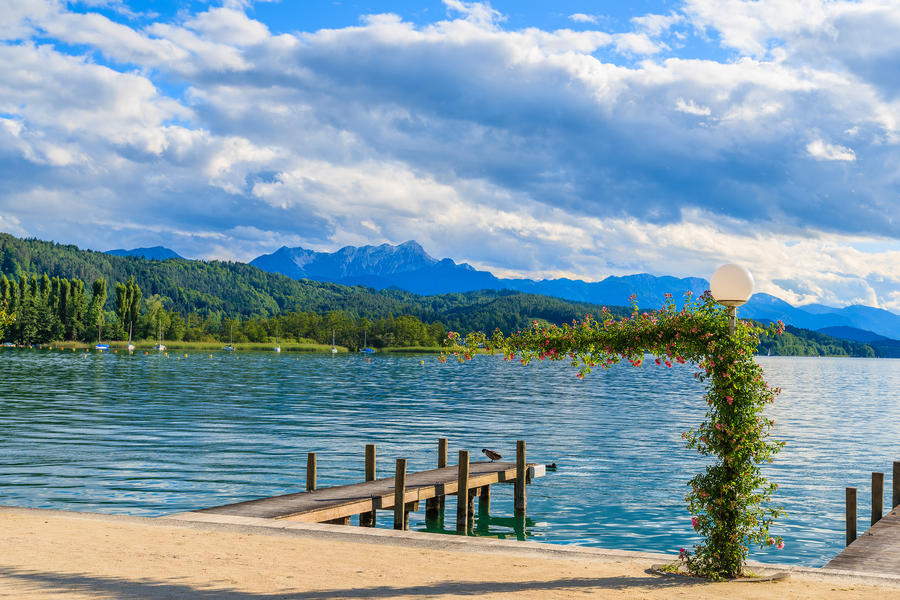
0, 506, 896, 599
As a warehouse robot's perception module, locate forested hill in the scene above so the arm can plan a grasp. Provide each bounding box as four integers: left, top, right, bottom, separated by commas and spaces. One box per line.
0, 233, 627, 332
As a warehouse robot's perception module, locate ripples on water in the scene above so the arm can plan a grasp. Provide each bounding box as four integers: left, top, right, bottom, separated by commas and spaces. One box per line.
1, 349, 898, 567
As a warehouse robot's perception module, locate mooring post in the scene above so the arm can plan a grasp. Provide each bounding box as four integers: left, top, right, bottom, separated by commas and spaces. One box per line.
847, 487, 857, 546
360, 444, 376, 527
306, 452, 317, 492
394, 458, 407, 530
873, 472, 884, 526
514, 440, 526, 518
456, 450, 469, 533
479, 485, 491, 515
426, 438, 448, 525
893, 462, 900, 509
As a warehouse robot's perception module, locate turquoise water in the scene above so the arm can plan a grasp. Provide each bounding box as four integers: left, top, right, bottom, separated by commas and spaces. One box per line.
1, 349, 899, 567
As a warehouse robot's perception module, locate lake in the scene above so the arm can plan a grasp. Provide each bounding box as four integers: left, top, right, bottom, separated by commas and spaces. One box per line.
1, 349, 899, 567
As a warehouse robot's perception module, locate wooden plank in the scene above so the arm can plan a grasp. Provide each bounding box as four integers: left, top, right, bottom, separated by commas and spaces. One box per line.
828, 506, 900, 574
189, 461, 536, 524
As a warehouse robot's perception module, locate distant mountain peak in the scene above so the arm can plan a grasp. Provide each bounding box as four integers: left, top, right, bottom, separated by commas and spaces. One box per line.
105, 246, 183, 260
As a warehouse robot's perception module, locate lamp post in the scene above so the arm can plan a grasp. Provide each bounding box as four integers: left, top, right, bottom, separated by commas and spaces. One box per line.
710, 264, 754, 335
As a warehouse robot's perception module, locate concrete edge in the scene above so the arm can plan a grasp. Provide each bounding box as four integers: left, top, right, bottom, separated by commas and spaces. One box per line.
4, 505, 900, 588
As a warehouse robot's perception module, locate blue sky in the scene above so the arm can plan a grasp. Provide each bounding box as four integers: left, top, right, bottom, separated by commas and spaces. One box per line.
1, 0, 899, 311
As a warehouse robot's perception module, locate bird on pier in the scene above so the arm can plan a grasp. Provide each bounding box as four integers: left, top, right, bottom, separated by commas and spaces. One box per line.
482, 448, 502, 462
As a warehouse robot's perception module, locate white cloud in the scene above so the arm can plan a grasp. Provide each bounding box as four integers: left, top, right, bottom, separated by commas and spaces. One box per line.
675, 98, 711, 116
806, 139, 856, 161
0, 0, 899, 311
569, 13, 598, 24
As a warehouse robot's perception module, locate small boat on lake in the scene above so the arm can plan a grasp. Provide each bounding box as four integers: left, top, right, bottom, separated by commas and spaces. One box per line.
153, 323, 166, 351
94, 323, 109, 350
331, 329, 338, 354
222, 323, 235, 352
126, 322, 135, 352
359, 330, 374, 353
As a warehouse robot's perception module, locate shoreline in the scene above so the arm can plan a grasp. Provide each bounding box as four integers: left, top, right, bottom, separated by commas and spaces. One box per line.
0, 342, 447, 353
0, 505, 896, 599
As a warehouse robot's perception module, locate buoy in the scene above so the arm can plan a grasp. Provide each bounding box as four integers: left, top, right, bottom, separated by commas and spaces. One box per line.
366, 357, 370, 363
114, 350, 117, 354
209, 354, 212, 358
420, 360, 424, 365
165, 352, 168, 357
145, 351, 148, 355
184, 354, 188, 358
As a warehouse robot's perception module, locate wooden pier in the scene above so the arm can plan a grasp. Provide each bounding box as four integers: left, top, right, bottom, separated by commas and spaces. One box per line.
827, 461, 900, 574
168, 439, 545, 533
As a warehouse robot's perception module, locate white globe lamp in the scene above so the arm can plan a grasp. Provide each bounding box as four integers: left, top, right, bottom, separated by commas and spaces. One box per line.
710, 264, 754, 334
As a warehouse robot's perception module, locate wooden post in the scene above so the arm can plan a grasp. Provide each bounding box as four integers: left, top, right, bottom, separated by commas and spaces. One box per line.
893, 462, 900, 509
456, 450, 469, 533
847, 487, 857, 546
873, 472, 884, 526
306, 452, 316, 492
439, 438, 448, 468
479, 485, 491, 514
514, 440, 526, 518
394, 458, 407, 530
360, 444, 376, 527
426, 438, 449, 524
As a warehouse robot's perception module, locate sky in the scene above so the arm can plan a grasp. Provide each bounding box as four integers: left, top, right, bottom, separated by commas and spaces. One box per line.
1, 0, 899, 311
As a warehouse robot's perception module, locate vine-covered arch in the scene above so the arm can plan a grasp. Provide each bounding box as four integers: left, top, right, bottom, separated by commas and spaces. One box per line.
444, 291, 785, 580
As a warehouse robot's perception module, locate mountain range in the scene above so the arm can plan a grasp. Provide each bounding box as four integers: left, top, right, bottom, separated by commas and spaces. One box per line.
106, 246, 183, 260
249, 240, 900, 340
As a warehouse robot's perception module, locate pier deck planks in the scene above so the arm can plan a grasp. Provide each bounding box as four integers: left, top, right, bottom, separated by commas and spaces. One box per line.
826, 506, 900, 574
169, 461, 543, 524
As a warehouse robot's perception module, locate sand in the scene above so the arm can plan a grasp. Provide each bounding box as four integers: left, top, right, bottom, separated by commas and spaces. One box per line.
0, 506, 895, 599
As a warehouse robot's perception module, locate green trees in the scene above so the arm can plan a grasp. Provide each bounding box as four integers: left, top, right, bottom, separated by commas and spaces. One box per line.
115, 276, 142, 339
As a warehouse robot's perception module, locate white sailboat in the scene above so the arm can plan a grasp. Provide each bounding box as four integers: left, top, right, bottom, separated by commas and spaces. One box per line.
331, 329, 338, 354
222, 323, 235, 352
274, 325, 281, 353
153, 322, 166, 351
126, 322, 135, 352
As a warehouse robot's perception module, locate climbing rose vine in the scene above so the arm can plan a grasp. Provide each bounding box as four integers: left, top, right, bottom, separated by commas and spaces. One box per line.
442, 292, 785, 580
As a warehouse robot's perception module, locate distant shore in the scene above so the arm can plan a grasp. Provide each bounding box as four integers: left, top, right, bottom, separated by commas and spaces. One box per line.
1, 341, 447, 354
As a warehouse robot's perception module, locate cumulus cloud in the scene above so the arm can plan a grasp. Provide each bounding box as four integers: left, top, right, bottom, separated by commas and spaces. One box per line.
806, 139, 856, 161
0, 0, 898, 310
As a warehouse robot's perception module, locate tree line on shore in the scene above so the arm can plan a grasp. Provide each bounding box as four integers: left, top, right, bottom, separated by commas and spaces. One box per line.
0, 272, 446, 348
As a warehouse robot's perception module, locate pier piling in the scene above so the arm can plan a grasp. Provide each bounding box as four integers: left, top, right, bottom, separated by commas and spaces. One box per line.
847, 487, 858, 546
515, 440, 526, 518
425, 438, 448, 526
394, 458, 408, 530
457, 450, 469, 533
360, 444, 376, 527
306, 452, 316, 492
873, 472, 885, 526
893, 462, 900, 509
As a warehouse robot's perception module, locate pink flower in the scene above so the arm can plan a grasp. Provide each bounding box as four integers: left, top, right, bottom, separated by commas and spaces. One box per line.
776, 540, 784, 550
678, 547, 688, 559
576, 372, 584, 379
691, 517, 699, 530
726, 396, 733, 405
